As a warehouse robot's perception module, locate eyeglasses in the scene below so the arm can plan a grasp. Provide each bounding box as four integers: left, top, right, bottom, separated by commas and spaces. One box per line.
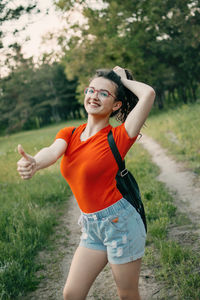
84, 87, 116, 101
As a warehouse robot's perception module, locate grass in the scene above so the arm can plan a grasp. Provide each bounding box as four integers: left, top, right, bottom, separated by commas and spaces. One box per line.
0, 112, 200, 299
127, 143, 200, 299
0, 119, 83, 299
144, 102, 200, 175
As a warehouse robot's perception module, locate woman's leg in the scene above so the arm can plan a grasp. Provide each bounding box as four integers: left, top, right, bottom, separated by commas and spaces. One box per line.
63, 246, 108, 300
110, 258, 142, 300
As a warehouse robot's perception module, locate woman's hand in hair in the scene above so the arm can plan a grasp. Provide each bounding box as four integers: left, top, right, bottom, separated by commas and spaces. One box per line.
113, 66, 127, 80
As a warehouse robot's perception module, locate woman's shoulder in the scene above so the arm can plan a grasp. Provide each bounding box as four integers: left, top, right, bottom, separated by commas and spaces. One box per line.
56, 123, 86, 141
110, 123, 138, 159
111, 122, 126, 136
112, 122, 138, 141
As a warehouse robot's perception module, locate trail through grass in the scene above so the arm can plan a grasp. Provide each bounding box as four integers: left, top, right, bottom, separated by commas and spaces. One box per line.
127, 143, 200, 299
144, 102, 200, 175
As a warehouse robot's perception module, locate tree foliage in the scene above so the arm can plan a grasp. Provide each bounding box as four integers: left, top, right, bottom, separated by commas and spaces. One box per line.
0, 50, 81, 134
0, 2, 83, 135
56, 0, 200, 108
0, 0, 39, 49
1, 0, 199, 135
0, 0, 40, 76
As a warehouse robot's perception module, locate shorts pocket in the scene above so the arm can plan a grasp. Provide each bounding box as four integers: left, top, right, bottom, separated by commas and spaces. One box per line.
108, 215, 128, 233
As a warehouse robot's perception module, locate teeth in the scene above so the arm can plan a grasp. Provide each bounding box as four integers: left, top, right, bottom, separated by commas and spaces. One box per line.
89, 102, 100, 107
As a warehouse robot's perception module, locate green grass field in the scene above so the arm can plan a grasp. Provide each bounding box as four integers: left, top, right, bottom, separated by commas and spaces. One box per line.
0, 107, 200, 299
0, 120, 83, 299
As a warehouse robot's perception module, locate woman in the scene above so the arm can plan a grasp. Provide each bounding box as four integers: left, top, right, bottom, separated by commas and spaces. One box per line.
17, 66, 155, 300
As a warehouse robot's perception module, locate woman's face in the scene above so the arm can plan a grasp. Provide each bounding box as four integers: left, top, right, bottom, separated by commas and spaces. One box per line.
84, 77, 122, 117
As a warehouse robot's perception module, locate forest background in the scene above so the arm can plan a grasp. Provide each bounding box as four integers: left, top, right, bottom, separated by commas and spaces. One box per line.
0, 0, 199, 135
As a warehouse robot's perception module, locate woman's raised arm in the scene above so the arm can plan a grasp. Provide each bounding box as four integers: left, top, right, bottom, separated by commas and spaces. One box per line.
113, 66, 156, 138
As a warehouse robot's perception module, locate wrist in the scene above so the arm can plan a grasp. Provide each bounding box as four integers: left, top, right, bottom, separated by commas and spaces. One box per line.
121, 77, 134, 88
33, 157, 40, 172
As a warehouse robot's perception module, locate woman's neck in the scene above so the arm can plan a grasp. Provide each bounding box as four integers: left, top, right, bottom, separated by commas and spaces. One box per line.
83, 115, 110, 139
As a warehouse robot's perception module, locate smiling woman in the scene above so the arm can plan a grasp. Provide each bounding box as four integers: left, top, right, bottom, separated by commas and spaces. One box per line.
17, 66, 155, 300
82, 76, 121, 125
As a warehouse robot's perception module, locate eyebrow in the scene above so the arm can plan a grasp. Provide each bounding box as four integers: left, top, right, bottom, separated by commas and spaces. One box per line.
89, 86, 110, 92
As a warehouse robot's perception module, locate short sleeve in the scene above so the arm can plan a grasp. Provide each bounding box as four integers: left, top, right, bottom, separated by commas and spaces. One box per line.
55, 127, 75, 144
112, 123, 138, 159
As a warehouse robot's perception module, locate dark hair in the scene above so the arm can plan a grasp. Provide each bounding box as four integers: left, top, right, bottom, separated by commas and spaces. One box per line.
92, 68, 138, 123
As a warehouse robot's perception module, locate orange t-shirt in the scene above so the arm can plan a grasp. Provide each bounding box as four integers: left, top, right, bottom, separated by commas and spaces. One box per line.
56, 123, 137, 213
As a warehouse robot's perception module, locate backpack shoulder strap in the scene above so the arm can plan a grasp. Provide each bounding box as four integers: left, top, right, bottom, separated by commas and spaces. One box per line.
107, 130, 127, 175
72, 127, 76, 135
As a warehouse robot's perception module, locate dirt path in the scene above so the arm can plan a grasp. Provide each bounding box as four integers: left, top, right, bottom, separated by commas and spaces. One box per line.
22, 134, 200, 300
139, 135, 200, 224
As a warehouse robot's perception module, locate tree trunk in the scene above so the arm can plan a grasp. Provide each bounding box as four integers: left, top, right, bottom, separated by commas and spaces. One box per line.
156, 90, 164, 110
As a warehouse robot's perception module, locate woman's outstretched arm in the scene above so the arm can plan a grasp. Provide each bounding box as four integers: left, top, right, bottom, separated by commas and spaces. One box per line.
113, 66, 156, 138
17, 139, 67, 180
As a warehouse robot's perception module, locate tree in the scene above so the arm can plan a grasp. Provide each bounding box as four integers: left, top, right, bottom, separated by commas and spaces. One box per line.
0, 0, 39, 48
0, 48, 81, 134
0, 0, 40, 76
55, 0, 200, 108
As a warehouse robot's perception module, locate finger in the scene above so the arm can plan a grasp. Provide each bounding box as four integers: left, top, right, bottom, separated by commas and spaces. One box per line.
21, 175, 31, 180
17, 165, 32, 172
18, 170, 33, 177
18, 171, 32, 177
113, 66, 122, 71
18, 144, 30, 161
31, 162, 36, 168
17, 160, 32, 167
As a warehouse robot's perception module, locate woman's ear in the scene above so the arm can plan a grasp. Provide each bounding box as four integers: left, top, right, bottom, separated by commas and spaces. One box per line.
112, 101, 122, 112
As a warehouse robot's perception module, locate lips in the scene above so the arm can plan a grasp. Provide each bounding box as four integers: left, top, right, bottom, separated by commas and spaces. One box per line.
88, 101, 101, 107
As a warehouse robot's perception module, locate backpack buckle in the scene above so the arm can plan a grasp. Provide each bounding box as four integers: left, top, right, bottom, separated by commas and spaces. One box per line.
120, 168, 128, 177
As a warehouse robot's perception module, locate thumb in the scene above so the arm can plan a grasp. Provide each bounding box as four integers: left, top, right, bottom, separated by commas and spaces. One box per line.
18, 144, 30, 161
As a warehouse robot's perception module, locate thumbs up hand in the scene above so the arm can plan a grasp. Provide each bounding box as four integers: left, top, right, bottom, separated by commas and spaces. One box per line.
17, 145, 37, 180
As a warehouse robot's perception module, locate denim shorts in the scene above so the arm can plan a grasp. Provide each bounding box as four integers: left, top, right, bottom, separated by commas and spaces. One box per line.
78, 198, 147, 264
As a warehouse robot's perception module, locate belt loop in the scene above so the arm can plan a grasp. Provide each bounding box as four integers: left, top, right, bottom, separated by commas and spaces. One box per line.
78, 213, 89, 232
93, 214, 97, 220
78, 213, 83, 226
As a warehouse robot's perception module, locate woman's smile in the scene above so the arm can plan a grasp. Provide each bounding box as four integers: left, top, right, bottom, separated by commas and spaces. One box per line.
88, 100, 101, 107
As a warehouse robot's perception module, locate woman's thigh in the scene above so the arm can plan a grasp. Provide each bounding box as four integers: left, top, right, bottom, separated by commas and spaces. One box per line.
63, 246, 108, 300
110, 258, 142, 300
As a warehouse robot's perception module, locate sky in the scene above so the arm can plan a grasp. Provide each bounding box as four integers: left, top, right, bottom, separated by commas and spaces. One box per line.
7, 0, 64, 60
0, 0, 85, 76
1, 0, 79, 62
2, 0, 104, 61
22, 0, 63, 59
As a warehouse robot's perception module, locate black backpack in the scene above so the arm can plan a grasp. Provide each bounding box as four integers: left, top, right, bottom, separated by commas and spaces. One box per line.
107, 130, 147, 232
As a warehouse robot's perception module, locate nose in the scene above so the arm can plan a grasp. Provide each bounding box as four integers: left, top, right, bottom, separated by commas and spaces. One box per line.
90, 90, 99, 99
